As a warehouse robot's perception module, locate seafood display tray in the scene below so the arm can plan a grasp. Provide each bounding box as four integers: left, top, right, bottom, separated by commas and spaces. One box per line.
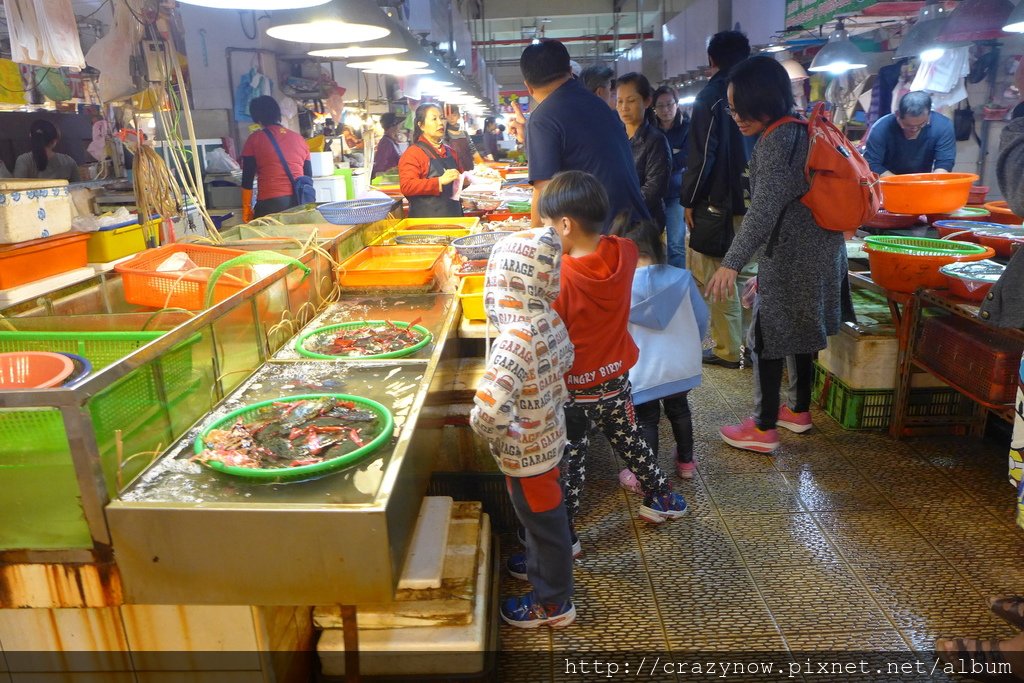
117, 362, 427, 506
273, 293, 453, 361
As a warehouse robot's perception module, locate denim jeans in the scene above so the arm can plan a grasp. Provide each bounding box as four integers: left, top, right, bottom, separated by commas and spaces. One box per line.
665, 201, 686, 269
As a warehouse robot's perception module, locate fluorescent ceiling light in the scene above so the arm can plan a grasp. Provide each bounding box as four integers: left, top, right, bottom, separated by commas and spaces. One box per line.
894, 1, 950, 61
347, 59, 428, 72
266, 0, 391, 44
365, 68, 435, 75
808, 20, 867, 74
268, 19, 389, 43
309, 46, 407, 58
180, 0, 328, 7
1005, 0, 1024, 31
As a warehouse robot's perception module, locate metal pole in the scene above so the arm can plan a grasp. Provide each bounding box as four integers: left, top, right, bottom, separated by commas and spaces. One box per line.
976, 42, 1001, 184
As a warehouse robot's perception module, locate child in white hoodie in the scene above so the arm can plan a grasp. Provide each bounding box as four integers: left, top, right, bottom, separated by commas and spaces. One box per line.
614, 221, 709, 487
470, 227, 577, 629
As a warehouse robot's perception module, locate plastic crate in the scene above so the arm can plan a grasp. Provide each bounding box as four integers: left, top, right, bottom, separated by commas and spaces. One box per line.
812, 363, 967, 430
0, 232, 90, 289
87, 218, 161, 263
457, 275, 486, 321
917, 315, 1024, 405
0, 330, 198, 450
115, 244, 251, 310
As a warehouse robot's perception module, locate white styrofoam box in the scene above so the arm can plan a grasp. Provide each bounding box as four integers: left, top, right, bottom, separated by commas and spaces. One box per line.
318, 514, 491, 677
312, 176, 347, 203
819, 325, 947, 389
0, 179, 73, 244
310, 152, 335, 177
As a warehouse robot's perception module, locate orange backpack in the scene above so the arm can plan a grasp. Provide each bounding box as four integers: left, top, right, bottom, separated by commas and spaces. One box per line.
764, 102, 882, 233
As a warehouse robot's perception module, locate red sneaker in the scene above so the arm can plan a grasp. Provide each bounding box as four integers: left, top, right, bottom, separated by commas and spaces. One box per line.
720, 418, 779, 454
777, 406, 813, 434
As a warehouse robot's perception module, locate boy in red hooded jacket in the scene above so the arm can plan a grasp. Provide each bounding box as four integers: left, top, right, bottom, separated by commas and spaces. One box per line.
540, 171, 689, 532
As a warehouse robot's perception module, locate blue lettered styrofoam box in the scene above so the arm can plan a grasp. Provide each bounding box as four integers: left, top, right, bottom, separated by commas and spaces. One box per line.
0, 179, 73, 244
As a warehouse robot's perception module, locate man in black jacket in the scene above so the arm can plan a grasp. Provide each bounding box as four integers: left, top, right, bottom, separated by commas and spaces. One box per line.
681, 30, 751, 369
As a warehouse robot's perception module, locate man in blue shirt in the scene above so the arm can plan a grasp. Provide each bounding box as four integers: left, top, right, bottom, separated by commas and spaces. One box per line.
520, 39, 650, 231
864, 91, 957, 176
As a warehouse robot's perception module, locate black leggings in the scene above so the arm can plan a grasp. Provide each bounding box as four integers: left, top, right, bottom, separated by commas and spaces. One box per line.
754, 319, 813, 431
634, 392, 693, 462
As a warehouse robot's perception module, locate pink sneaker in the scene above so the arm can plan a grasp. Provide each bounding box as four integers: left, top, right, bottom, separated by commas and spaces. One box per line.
777, 406, 813, 434
720, 418, 779, 454
674, 447, 696, 479
618, 468, 642, 494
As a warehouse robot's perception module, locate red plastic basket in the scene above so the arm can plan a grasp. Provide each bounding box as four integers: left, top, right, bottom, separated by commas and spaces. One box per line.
115, 244, 251, 310
917, 316, 1024, 405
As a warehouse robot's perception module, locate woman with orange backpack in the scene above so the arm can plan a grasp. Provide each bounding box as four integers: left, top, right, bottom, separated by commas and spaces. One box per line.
705, 55, 848, 454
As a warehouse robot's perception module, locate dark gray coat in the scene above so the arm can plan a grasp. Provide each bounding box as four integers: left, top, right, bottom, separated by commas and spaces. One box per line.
979, 117, 1024, 329
721, 122, 847, 359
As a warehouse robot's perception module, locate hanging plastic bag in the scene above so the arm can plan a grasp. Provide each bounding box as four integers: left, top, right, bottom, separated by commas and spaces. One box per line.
206, 148, 241, 173
84, 0, 144, 102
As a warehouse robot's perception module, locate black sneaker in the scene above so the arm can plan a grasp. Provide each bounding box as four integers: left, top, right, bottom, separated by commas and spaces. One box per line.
702, 354, 741, 369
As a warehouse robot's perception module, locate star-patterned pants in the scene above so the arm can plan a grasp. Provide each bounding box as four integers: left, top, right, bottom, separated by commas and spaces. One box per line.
560, 374, 670, 527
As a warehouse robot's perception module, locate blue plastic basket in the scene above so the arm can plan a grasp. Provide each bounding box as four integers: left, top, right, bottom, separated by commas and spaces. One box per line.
318, 198, 395, 225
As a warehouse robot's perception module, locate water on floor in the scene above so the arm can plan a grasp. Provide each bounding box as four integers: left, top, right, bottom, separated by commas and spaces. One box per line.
497, 364, 1024, 682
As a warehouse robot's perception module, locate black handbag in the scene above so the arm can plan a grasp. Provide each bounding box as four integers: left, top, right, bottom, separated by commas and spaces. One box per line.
688, 202, 734, 257
954, 101, 979, 144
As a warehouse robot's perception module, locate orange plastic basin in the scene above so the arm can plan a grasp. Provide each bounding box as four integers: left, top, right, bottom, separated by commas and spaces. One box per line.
865, 246, 995, 294
0, 351, 74, 389
337, 246, 445, 287
879, 173, 978, 214
982, 200, 1024, 226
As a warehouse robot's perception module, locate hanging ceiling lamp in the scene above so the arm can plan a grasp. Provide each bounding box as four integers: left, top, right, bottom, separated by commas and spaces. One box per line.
936, 0, 1014, 43
808, 19, 868, 74
179, 0, 327, 7
349, 59, 431, 75
773, 50, 809, 81
895, 0, 951, 61
309, 45, 407, 59
266, 0, 390, 44
1004, 0, 1024, 31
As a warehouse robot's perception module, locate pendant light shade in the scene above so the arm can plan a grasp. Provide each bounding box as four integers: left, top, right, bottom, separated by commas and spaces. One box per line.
895, 1, 951, 60
936, 0, 1014, 43
808, 20, 868, 74
179, 0, 328, 7
1004, 0, 1024, 32
773, 51, 808, 81
309, 46, 408, 59
348, 59, 431, 75
266, 0, 390, 44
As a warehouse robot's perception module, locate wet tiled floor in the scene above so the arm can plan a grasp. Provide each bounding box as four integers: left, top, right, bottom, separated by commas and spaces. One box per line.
497, 364, 1024, 681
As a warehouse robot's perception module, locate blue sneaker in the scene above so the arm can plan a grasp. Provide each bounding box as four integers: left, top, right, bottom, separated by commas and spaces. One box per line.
507, 552, 528, 581
639, 491, 688, 523
516, 528, 582, 558
500, 592, 576, 629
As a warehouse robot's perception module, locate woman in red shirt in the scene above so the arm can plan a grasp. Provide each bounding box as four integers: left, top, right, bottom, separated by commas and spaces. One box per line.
241, 96, 312, 222
398, 103, 466, 218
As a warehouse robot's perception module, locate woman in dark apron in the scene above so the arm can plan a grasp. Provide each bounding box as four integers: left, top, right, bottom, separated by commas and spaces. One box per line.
398, 103, 466, 218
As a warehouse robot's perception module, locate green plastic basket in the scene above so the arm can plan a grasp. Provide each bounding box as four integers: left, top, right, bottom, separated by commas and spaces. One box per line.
193, 393, 394, 482
863, 236, 990, 257
294, 320, 432, 360
0, 330, 199, 457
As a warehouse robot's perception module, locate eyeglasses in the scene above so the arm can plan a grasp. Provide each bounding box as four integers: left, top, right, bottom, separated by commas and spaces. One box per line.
723, 104, 740, 119
897, 117, 930, 133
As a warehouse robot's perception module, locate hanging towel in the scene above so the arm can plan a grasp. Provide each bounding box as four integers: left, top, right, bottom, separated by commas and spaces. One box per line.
0, 58, 25, 105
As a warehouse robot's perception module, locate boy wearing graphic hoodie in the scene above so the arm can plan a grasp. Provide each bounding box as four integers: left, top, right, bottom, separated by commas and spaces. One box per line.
539, 171, 689, 528
470, 227, 577, 629
612, 221, 709, 489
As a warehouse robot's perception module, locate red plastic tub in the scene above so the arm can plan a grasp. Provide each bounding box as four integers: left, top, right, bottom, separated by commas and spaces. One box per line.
972, 226, 1024, 258
938, 260, 1004, 302
983, 201, 1024, 226
879, 172, 978, 214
